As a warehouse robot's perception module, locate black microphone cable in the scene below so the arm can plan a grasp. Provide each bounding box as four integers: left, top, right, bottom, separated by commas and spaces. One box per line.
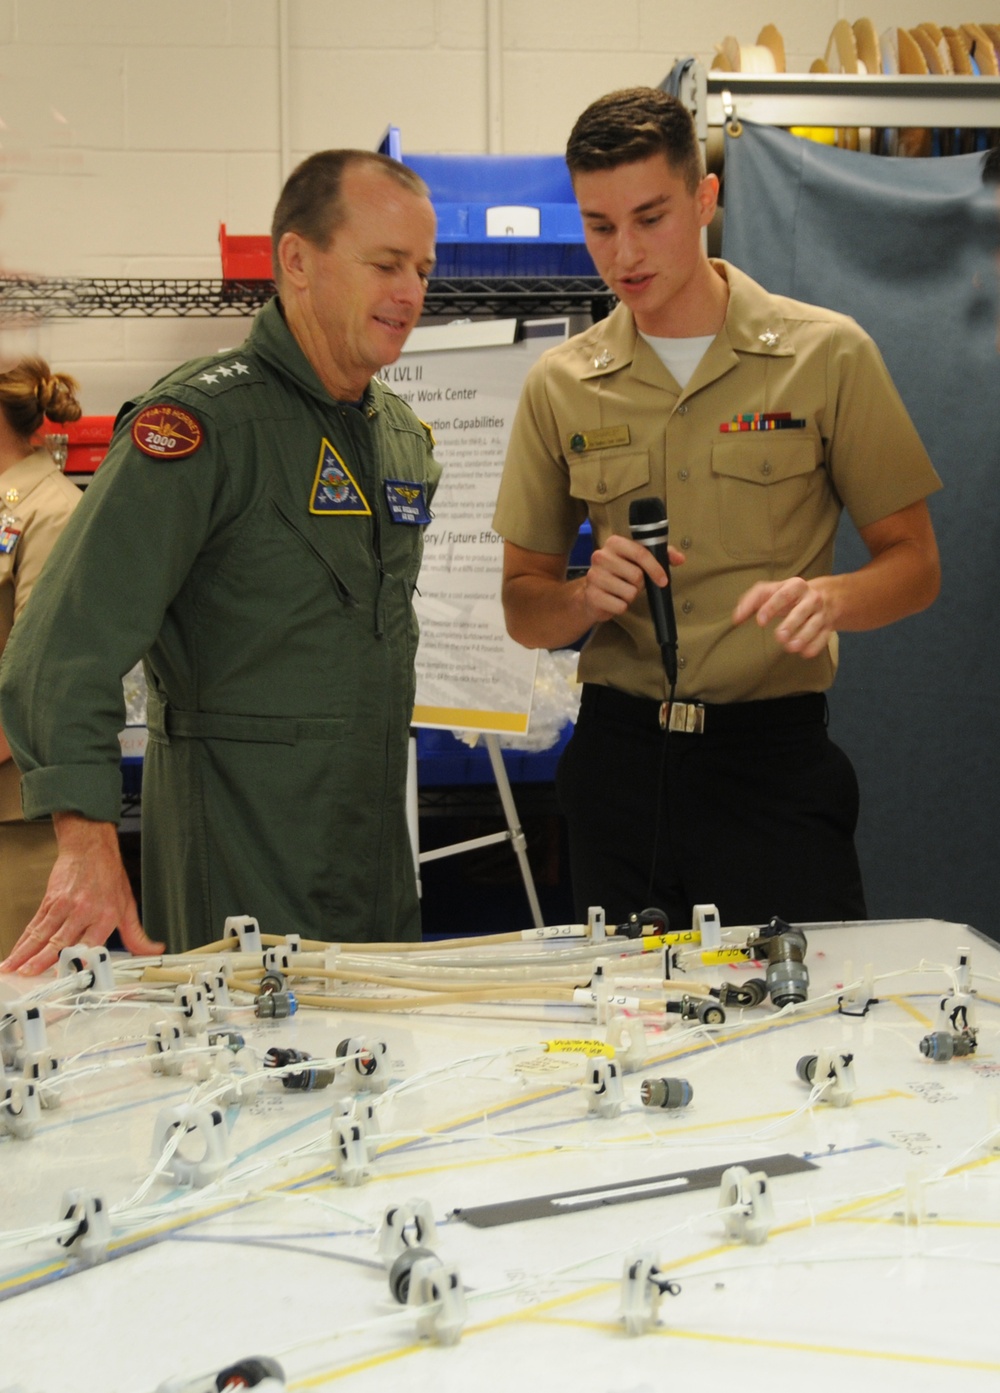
627, 497, 680, 906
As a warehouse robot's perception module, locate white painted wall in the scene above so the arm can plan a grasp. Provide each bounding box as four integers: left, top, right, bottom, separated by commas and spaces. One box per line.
0, 0, 983, 411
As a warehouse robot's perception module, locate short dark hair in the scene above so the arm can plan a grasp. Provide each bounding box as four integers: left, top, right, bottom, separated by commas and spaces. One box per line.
566, 87, 703, 192
270, 150, 430, 281
982, 146, 1000, 185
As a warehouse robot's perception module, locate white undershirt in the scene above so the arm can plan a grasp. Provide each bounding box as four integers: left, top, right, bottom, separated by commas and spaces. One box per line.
639, 332, 716, 390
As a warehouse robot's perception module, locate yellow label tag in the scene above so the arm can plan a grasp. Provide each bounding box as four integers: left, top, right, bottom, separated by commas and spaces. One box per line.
544, 1038, 616, 1058
568, 425, 631, 453
642, 930, 701, 949
700, 947, 754, 965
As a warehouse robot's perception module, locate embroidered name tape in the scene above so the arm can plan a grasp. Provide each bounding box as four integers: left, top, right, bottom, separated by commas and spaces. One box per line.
384, 480, 431, 525
569, 425, 631, 454
132, 405, 204, 459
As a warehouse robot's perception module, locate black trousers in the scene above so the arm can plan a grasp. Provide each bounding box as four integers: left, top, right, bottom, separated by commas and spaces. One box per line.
556, 684, 867, 932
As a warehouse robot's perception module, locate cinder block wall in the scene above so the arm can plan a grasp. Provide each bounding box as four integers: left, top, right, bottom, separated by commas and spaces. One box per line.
0, 0, 977, 410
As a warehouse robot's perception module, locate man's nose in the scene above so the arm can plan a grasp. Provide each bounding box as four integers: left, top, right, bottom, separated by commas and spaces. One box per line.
393, 265, 427, 306
612, 226, 642, 270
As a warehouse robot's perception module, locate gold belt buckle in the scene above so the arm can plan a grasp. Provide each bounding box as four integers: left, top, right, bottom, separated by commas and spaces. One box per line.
659, 700, 706, 734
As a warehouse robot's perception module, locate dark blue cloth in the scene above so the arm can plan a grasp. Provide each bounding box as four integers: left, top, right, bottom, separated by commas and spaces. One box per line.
722, 123, 1000, 933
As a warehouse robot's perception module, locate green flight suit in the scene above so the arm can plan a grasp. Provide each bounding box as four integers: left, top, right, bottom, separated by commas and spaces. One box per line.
0, 298, 440, 950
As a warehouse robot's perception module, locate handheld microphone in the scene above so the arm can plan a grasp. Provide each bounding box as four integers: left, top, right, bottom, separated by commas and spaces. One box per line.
628, 496, 678, 685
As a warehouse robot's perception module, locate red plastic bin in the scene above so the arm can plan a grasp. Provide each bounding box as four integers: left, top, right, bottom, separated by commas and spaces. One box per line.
41, 415, 116, 474
219, 223, 273, 282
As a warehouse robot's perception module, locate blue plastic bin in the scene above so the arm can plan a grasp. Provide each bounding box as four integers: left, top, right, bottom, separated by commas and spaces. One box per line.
416, 724, 573, 787
379, 127, 595, 278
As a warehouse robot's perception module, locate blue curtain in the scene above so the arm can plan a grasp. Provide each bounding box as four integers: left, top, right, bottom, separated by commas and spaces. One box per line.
722, 122, 1000, 934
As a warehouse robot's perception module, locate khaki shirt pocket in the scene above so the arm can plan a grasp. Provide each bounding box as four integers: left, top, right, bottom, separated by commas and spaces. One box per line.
568, 449, 650, 539
711, 435, 828, 563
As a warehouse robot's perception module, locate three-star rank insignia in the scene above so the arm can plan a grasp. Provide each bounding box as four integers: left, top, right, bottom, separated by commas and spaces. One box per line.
310, 439, 371, 516
192, 360, 252, 389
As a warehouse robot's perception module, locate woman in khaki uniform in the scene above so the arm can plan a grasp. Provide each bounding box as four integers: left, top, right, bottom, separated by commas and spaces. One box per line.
0, 359, 83, 955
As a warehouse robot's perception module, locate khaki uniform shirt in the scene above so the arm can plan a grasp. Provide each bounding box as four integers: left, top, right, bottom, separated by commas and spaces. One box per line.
0, 451, 81, 821
493, 261, 942, 703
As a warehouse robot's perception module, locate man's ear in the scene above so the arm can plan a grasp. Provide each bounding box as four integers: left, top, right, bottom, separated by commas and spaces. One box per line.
697, 173, 720, 228
276, 231, 311, 289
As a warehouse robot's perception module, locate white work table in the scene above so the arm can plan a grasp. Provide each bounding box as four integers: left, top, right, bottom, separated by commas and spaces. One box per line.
1, 916, 998, 1393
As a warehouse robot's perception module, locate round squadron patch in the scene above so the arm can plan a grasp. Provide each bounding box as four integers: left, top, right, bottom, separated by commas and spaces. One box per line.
131, 404, 204, 460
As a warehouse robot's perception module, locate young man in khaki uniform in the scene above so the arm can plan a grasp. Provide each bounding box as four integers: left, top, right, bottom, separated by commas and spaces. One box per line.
1, 151, 438, 973
494, 88, 941, 931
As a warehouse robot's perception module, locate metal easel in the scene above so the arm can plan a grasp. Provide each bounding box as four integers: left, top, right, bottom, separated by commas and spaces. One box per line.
406, 733, 544, 929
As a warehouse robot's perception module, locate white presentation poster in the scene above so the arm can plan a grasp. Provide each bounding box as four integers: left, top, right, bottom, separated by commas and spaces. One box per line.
385, 318, 569, 735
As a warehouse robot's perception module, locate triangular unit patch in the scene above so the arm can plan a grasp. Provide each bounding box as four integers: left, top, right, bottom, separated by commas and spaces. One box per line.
309, 439, 371, 516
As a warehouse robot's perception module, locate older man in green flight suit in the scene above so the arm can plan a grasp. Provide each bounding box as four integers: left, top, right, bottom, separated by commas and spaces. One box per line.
0, 149, 439, 972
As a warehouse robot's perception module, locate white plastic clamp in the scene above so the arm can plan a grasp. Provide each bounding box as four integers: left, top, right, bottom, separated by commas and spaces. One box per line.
938, 989, 976, 1035
0, 1010, 18, 1068
331, 1115, 371, 1187
223, 915, 263, 954
175, 984, 211, 1035
377, 1197, 438, 1267
838, 960, 877, 1017
337, 1036, 390, 1093
406, 1254, 466, 1346
619, 1250, 681, 1336
718, 1165, 774, 1245
1, 1077, 40, 1139
57, 1189, 111, 1265
15, 1006, 60, 1102
152, 1102, 229, 1187
147, 1021, 185, 1075
692, 903, 721, 949
14, 1006, 56, 1068
196, 970, 231, 1012
262, 936, 301, 975
57, 944, 115, 994
261, 947, 289, 975
590, 958, 611, 1024
586, 1056, 623, 1118
212, 1045, 261, 1105
606, 1013, 648, 1073
18, 1052, 61, 1106
335, 1094, 378, 1147
800, 1047, 856, 1107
